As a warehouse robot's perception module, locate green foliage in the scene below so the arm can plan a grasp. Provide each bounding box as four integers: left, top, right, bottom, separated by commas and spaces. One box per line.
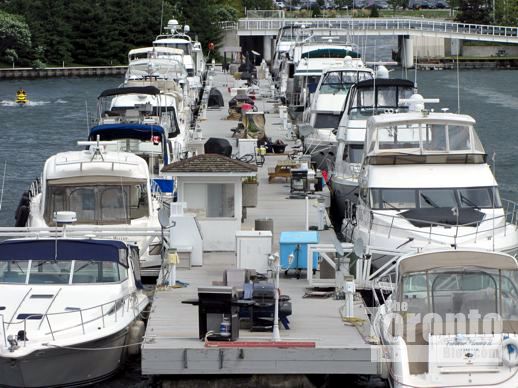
0, 9, 31, 65
369, 5, 380, 16
0, 0, 280, 65
456, 0, 491, 23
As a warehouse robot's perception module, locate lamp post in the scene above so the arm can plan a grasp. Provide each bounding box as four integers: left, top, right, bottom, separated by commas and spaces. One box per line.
269, 253, 282, 341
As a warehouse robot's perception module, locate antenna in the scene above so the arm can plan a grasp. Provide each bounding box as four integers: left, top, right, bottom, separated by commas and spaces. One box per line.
456, 51, 461, 113
85, 100, 89, 136
160, 0, 165, 33
0, 162, 6, 211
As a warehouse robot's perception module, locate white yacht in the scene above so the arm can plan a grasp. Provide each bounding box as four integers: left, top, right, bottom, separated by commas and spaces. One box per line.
301, 62, 375, 170
329, 78, 416, 231
0, 237, 149, 387
373, 248, 518, 387
153, 19, 206, 104
22, 142, 163, 273
347, 111, 518, 259
90, 85, 187, 192
283, 37, 362, 122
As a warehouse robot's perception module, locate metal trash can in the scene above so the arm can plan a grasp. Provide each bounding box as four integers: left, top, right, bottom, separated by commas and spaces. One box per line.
255, 217, 274, 235
197, 286, 239, 341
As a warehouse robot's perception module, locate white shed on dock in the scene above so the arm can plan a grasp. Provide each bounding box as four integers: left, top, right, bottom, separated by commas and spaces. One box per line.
162, 154, 257, 251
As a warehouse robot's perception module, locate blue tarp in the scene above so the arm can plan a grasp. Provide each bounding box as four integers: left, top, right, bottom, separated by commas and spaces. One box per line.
0, 239, 128, 266
153, 178, 174, 193
89, 123, 165, 142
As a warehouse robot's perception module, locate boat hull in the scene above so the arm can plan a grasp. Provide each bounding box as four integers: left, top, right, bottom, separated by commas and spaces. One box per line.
329, 177, 358, 233
0, 328, 129, 388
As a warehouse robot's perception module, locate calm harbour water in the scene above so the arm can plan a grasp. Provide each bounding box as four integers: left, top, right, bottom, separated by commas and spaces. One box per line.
1, 39, 518, 387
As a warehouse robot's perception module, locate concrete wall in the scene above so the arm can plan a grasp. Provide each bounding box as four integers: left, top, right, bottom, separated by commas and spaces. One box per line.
413, 36, 445, 59
219, 30, 240, 57
463, 45, 518, 57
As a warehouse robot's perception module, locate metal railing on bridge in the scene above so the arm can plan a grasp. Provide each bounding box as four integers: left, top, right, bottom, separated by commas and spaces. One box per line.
232, 17, 518, 42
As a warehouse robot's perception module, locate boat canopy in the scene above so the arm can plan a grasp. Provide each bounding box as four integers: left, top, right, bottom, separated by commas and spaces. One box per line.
356, 79, 415, 89
89, 123, 166, 142
301, 48, 360, 59
0, 239, 128, 267
99, 86, 161, 98
397, 249, 518, 276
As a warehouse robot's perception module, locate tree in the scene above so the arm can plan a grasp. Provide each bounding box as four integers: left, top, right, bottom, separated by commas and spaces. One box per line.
0, 9, 31, 65
456, 0, 491, 23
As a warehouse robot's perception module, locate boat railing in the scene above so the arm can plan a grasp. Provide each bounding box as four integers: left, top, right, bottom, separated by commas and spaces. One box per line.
366, 198, 518, 246
28, 177, 41, 199
285, 92, 302, 106
0, 291, 146, 350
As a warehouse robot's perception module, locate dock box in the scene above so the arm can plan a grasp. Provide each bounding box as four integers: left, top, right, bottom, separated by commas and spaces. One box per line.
279, 231, 319, 277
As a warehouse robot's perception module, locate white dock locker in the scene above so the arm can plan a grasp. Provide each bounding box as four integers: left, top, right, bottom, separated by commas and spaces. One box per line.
235, 230, 273, 274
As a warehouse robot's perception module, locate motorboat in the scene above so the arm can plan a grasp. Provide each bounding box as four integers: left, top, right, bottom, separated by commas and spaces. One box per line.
15, 89, 28, 105
301, 62, 375, 171
18, 141, 163, 274
125, 46, 196, 120
90, 85, 188, 192
373, 248, 518, 387
271, 24, 313, 82
153, 19, 206, 104
281, 36, 362, 122
329, 78, 416, 231
0, 237, 149, 387
347, 111, 518, 261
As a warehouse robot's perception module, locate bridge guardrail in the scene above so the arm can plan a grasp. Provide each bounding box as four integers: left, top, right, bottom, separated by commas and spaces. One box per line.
236, 17, 518, 39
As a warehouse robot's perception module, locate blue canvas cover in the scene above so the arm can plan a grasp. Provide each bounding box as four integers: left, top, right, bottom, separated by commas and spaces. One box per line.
0, 239, 128, 267
89, 123, 165, 142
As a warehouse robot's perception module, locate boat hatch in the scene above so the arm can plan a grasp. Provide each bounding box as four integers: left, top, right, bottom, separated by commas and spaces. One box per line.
30, 294, 54, 299
17, 314, 43, 320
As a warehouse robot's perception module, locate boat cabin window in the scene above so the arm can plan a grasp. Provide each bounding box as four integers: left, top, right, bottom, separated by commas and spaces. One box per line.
72, 260, 128, 283
320, 71, 373, 95
368, 123, 476, 155
345, 144, 364, 163
314, 113, 341, 129
369, 187, 501, 210
348, 85, 414, 119
45, 183, 149, 224
0, 259, 128, 284
154, 42, 192, 55
401, 268, 518, 319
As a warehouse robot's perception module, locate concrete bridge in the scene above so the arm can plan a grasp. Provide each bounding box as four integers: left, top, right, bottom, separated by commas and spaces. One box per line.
221, 17, 518, 67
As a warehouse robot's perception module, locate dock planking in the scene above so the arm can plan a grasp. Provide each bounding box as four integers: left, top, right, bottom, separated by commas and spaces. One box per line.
142, 68, 380, 376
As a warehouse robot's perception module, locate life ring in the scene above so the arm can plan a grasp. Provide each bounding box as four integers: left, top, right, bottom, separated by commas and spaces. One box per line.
502, 337, 518, 367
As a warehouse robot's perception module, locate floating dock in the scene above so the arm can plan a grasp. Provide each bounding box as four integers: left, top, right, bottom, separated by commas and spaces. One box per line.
142, 68, 381, 378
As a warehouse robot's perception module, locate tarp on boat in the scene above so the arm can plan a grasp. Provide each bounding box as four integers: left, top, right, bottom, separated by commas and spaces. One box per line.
98, 86, 161, 98
89, 123, 166, 141
0, 239, 129, 266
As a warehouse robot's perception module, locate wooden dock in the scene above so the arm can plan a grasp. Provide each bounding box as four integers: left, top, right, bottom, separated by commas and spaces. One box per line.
142, 68, 381, 377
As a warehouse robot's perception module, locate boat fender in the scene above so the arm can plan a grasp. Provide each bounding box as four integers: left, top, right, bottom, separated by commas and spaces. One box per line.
127, 320, 145, 356
14, 205, 29, 227
502, 337, 518, 367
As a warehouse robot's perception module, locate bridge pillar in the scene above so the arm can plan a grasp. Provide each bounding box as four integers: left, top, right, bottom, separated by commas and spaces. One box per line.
450, 39, 463, 56
399, 35, 414, 69
263, 35, 273, 63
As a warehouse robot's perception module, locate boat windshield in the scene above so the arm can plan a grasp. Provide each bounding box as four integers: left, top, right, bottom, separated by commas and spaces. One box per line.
348, 85, 414, 119
320, 71, 373, 95
367, 123, 484, 155
369, 186, 501, 210
401, 268, 518, 320
154, 41, 192, 55
0, 260, 128, 284
44, 183, 149, 225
